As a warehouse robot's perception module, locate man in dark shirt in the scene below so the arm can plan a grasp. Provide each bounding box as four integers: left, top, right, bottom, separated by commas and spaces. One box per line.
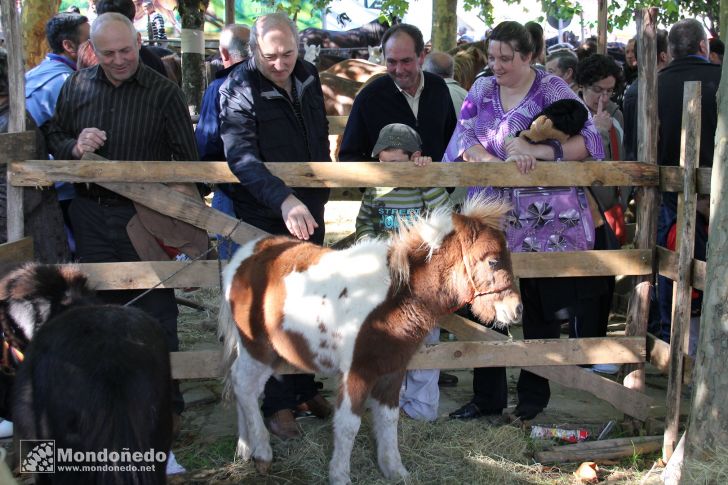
654, 18, 719, 341
44, 12, 198, 417
338, 23, 456, 162
219, 12, 332, 440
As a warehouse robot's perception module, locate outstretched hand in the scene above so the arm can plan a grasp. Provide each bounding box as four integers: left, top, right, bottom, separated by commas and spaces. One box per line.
281, 194, 318, 240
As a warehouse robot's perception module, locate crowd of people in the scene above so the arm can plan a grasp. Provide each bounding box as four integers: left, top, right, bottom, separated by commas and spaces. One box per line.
0, 3, 719, 444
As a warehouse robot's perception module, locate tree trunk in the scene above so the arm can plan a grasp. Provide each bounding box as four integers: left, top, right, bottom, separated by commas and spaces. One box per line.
431, 0, 456, 52
682, 33, 728, 476
225, 0, 235, 25
21, 0, 62, 69
177, 0, 209, 117
597, 0, 607, 55
721, 0, 728, 42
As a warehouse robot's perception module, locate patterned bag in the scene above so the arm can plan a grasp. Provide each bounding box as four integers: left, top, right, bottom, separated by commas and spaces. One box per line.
502, 187, 595, 252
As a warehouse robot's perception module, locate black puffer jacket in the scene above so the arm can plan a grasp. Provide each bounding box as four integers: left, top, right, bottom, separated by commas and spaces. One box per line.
219, 58, 330, 221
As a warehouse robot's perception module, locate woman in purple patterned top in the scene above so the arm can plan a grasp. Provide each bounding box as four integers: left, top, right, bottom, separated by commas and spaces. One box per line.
446, 21, 615, 424
443, 39, 604, 175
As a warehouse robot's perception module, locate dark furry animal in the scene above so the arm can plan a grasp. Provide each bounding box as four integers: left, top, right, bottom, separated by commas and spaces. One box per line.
13, 305, 172, 485
534, 99, 589, 137
0, 264, 95, 418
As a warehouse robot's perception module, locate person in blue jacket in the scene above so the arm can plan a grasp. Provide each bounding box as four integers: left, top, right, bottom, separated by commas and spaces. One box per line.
194, 24, 250, 259
25, 13, 89, 127
25, 12, 89, 253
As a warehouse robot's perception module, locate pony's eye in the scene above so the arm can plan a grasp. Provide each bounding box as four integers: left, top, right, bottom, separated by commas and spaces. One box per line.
488, 259, 500, 269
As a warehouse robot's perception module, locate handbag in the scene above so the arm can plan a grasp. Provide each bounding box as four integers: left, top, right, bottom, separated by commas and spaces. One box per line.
502, 187, 595, 252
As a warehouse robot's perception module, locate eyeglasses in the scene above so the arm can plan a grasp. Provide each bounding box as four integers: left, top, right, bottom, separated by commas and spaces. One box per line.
588, 84, 615, 97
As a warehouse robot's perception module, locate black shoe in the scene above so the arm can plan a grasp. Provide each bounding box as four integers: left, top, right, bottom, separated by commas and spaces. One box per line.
438, 372, 459, 387
514, 405, 542, 421
449, 402, 482, 420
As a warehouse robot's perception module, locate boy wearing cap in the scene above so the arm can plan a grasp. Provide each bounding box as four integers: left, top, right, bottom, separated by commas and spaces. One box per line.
355, 123, 450, 421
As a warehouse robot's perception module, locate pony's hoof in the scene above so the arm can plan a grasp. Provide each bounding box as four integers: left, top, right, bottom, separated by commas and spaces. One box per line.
254, 458, 272, 475
382, 465, 409, 481
235, 438, 251, 461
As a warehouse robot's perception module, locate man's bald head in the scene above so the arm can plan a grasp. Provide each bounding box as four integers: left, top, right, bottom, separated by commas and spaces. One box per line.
91, 11, 136, 42
90, 13, 141, 86
219, 24, 251, 67
423, 51, 455, 79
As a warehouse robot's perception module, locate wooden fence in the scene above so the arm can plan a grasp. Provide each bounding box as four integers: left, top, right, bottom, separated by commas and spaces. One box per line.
0, 90, 707, 457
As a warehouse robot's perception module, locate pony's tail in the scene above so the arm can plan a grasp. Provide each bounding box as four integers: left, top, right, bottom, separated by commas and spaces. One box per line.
217, 292, 238, 403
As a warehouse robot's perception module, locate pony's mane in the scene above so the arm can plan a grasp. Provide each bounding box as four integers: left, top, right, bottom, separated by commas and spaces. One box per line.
388, 205, 454, 289
460, 192, 511, 230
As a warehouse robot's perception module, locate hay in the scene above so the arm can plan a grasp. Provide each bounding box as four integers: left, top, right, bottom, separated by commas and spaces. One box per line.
177, 416, 552, 484
681, 446, 728, 484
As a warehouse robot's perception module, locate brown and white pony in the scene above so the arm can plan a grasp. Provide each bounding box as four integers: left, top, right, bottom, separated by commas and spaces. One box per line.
218, 196, 522, 484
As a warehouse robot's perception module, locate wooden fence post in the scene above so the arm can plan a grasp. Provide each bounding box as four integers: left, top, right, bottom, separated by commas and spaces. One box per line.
0, 0, 26, 243
663, 81, 701, 461
623, 8, 659, 397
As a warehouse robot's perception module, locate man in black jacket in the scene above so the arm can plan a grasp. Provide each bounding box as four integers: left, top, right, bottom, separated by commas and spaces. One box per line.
219, 12, 331, 440
655, 18, 719, 341
338, 24, 456, 162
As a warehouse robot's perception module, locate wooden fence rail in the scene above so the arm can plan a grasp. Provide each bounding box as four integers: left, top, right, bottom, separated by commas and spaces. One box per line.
9, 160, 659, 188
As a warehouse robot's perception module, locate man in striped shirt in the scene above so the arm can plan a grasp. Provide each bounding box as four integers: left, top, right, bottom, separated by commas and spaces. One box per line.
44, 12, 198, 421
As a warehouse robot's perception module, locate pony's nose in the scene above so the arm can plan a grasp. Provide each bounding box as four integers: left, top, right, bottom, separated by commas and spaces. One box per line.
515, 303, 523, 319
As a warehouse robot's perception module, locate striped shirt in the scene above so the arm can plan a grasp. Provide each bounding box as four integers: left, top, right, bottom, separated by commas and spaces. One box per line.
44, 62, 197, 162
355, 186, 450, 241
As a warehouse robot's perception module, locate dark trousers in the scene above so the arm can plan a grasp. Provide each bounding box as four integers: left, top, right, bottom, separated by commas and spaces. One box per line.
232, 202, 325, 416
69, 197, 184, 414
469, 224, 616, 416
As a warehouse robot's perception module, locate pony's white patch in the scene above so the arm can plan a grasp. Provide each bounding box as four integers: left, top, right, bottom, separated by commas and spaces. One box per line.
280, 239, 390, 374
9, 300, 45, 340
329, 380, 362, 485
370, 401, 408, 479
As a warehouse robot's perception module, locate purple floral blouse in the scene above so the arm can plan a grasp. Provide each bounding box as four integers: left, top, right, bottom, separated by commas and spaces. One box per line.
443, 69, 604, 163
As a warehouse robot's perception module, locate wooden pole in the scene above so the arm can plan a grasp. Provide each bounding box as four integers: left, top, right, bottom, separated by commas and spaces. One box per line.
684, 38, 728, 463
623, 8, 659, 397
663, 82, 701, 461
0, 0, 25, 242
224, 0, 235, 25
597, 0, 608, 54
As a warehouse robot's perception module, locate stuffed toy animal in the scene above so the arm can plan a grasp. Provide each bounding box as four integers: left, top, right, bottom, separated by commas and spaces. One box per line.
518, 99, 589, 143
